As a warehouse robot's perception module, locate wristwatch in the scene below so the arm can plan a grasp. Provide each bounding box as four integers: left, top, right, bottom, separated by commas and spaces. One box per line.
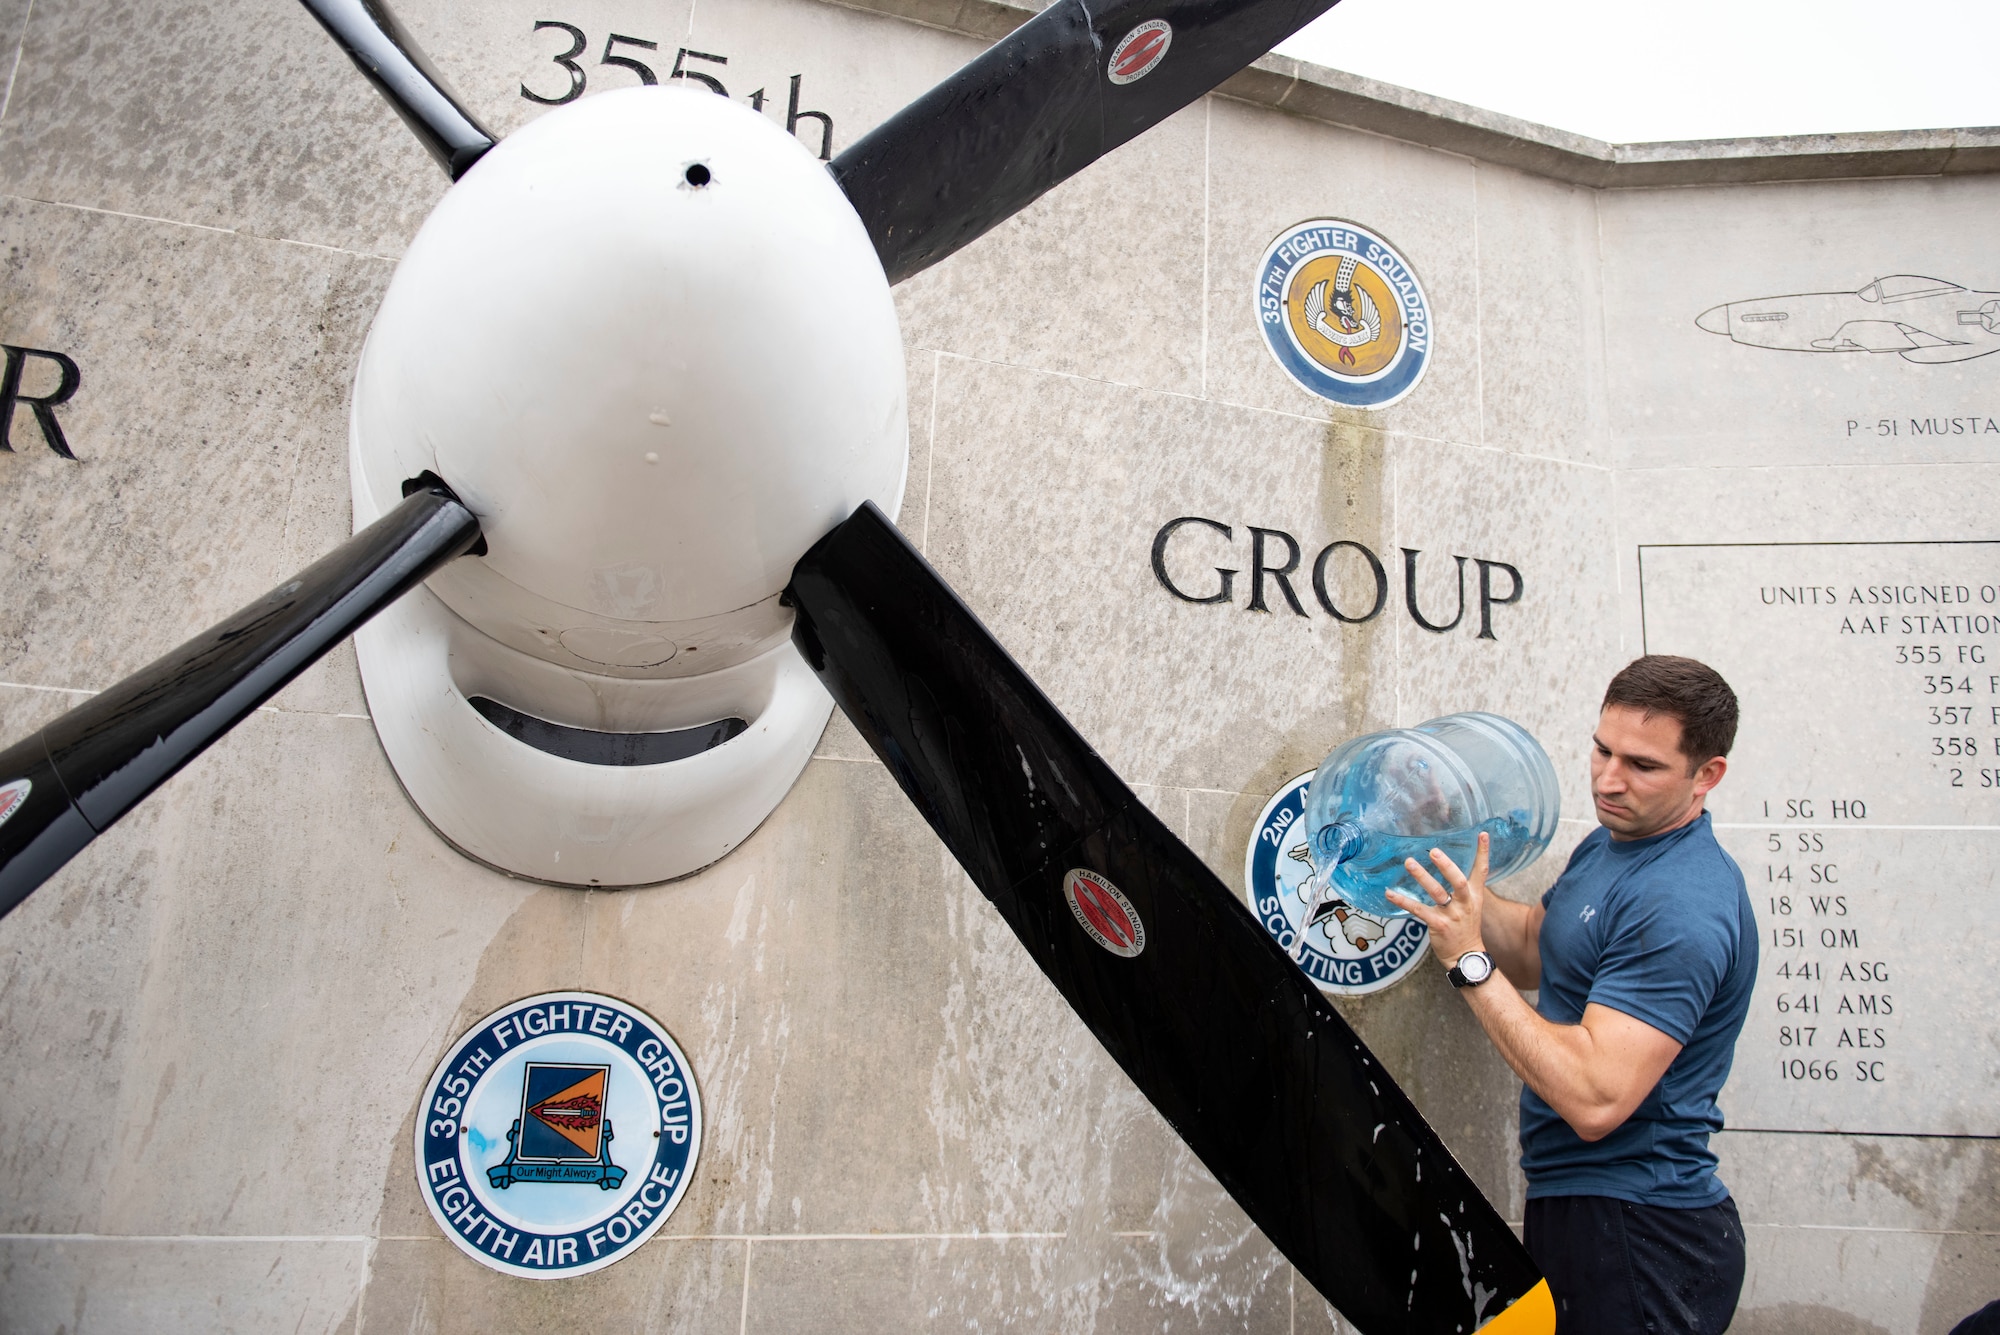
1447, 950, 1495, 989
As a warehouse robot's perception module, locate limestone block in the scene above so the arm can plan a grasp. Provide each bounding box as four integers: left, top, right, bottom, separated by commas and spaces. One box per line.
0, 1237, 365, 1335
360, 1235, 744, 1332
923, 354, 1400, 795
680, 0, 974, 151
0, 196, 382, 715
1388, 436, 1621, 825
895, 101, 1208, 397
1599, 176, 2000, 471
1202, 96, 1481, 447
736, 1231, 1295, 1334
0, 0, 446, 254
0, 706, 532, 1236
1733, 1224, 1944, 1335
1717, 1133, 1999, 1235
0, 685, 173, 1234
1469, 164, 1609, 466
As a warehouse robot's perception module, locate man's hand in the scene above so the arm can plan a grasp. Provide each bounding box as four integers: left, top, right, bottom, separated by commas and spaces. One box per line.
1390, 831, 1544, 987
1387, 831, 1491, 968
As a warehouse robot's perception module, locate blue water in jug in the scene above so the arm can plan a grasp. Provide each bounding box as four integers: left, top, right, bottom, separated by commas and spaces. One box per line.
1299, 712, 1561, 922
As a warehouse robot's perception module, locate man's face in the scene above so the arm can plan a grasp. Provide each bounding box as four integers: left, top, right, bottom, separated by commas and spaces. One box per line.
1589, 704, 1727, 841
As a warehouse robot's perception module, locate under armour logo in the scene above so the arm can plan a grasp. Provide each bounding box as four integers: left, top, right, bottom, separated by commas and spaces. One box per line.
1579, 905, 1598, 923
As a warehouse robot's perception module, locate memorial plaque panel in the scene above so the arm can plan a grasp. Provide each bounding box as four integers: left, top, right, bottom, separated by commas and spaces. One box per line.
1640, 542, 2000, 1138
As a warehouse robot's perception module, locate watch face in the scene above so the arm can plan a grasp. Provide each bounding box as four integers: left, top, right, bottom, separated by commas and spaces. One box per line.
1457, 952, 1494, 984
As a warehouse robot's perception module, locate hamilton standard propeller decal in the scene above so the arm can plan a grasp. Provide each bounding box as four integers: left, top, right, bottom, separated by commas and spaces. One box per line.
0, 779, 28, 831
1244, 773, 1429, 995
1063, 868, 1146, 957
416, 992, 700, 1278
1107, 20, 1172, 85
1257, 219, 1433, 409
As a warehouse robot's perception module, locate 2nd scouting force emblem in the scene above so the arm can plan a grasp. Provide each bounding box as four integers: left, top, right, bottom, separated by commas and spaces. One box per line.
416, 991, 701, 1278
1256, 219, 1433, 410
1244, 773, 1428, 995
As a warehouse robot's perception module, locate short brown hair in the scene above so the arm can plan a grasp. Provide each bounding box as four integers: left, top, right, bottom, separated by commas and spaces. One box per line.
1603, 655, 1739, 770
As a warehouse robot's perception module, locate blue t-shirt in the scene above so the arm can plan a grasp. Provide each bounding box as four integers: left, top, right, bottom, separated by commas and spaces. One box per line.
1519, 811, 1757, 1207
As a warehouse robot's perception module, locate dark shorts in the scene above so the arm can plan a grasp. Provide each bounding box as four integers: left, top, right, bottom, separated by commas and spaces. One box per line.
1952, 1299, 2000, 1335
1524, 1194, 1746, 1335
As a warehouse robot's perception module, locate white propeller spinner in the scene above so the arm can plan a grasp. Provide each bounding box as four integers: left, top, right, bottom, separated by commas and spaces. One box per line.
350, 86, 907, 885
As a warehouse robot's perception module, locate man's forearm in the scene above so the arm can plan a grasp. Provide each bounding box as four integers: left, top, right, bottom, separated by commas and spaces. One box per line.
1457, 977, 1641, 1142
1394, 835, 1680, 1143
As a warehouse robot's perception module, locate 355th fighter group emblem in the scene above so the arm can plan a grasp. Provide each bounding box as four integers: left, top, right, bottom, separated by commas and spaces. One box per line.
416, 992, 701, 1278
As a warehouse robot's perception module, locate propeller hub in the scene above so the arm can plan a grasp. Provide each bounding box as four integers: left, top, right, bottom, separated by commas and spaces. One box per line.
352, 84, 906, 677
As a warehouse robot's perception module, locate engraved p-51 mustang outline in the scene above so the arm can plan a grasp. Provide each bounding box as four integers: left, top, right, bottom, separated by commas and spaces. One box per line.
1696, 275, 2000, 364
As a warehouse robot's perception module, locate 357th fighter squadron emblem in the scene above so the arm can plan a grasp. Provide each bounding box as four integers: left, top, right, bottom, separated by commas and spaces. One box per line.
1256, 219, 1434, 409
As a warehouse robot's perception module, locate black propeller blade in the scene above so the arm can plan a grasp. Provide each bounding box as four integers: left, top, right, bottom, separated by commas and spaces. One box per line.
0, 481, 482, 918
786, 503, 1553, 1335
299, 0, 496, 179
833, 0, 1344, 284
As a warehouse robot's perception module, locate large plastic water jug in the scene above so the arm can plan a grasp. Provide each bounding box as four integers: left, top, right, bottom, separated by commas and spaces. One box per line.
1300, 712, 1560, 922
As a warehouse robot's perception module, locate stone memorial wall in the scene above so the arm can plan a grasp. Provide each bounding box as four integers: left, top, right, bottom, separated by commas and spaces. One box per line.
0, 0, 1992, 1330
1642, 543, 1999, 1141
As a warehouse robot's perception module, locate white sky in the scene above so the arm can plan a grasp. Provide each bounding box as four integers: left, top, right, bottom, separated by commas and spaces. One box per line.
1274, 0, 2000, 144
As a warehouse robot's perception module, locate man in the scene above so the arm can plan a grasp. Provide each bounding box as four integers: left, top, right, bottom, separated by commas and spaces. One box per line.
1389, 655, 1757, 1334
